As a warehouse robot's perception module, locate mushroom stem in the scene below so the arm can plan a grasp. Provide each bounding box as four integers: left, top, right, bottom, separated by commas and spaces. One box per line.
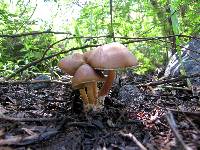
98, 70, 116, 97
87, 83, 95, 104
79, 88, 89, 105
92, 82, 98, 105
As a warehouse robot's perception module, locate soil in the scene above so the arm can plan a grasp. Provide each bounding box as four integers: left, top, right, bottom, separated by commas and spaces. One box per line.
0, 73, 200, 150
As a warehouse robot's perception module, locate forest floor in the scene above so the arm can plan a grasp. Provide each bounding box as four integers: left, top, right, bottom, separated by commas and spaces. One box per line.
0, 73, 200, 150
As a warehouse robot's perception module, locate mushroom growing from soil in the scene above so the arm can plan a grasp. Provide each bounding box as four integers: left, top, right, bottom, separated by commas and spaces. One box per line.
58, 53, 105, 110
58, 53, 85, 76
58, 53, 86, 106
72, 64, 105, 109
84, 42, 138, 97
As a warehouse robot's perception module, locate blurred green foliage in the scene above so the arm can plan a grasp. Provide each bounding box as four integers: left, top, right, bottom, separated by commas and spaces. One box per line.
0, 0, 199, 78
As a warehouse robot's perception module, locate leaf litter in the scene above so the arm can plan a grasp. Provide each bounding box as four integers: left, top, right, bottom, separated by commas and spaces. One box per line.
0, 73, 199, 150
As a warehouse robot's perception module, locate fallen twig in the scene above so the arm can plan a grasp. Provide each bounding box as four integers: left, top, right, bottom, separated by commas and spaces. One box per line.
66, 122, 99, 129
136, 73, 200, 87
0, 131, 58, 146
120, 132, 147, 150
168, 109, 200, 117
0, 114, 63, 122
166, 111, 192, 150
158, 85, 191, 91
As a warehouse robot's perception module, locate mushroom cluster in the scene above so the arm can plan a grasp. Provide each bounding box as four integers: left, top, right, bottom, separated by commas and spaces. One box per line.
58, 42, 138, 111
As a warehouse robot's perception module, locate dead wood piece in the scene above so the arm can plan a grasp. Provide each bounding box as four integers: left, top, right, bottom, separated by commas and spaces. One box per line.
120, 132, 147, 150
158, 85, 191, 91
166, 111, 192, 150
0, 136, 22, 146
66, 122, 99, 129
0, 114, 63, 122
136, 73, 200, 87
168, 109, 200, 117
0, 131, 58, 146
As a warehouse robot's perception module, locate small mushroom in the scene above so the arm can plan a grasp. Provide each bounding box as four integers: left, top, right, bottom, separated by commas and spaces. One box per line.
84, 42, 138, 97
72, 64, 105, 109
58, 53, 85, 76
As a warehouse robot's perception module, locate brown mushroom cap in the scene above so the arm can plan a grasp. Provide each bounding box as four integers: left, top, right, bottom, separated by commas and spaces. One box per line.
58, 53, 85, 76
72, 64, 105, 89
84, 42, 138, 70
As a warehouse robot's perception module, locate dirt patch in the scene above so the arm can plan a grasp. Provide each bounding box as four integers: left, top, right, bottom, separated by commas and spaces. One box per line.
0, 73, 200, 150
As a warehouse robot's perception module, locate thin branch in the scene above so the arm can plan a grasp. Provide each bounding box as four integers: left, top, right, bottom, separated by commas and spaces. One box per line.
16, 1, 37, 32
18, 0, 30, 18
168, 109, 200, 117
120, 132, 147, 150
66, 122, 98, 129
140, 0, 195, 36
1, 31, 199, 41
157, 38, 200, 59
0, 114, 63, 122
5, 36, 71, 80
41, 36, 71, 59
117, 34, 200, 40
109, 0, 115, 42
5, 43, 100, 80
141, 9, 178, 36
158, 85, 191, 91
3, 33, 199, 80
169, 109, 200, 133
166, 111, 192, 150
0, 130, 58, 146
136, 73, 200, 87
122, 35, 200, 45
0, 31, 73, 38
0, 79, 70, 85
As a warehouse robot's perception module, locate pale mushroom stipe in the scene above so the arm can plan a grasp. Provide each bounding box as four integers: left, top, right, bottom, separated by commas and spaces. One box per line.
58, 53, 105, 111
72, 64, 105, 109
